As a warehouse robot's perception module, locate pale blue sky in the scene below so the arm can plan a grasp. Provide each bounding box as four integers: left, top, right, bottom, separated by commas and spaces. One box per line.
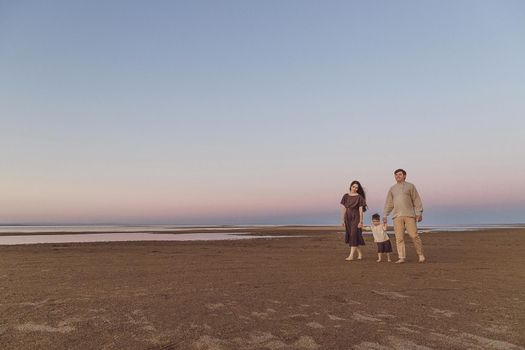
1, 1, 524, 225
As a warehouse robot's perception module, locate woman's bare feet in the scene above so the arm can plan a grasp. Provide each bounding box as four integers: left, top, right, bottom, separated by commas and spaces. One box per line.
345, 256, 354, 261
376, 258, 382, 262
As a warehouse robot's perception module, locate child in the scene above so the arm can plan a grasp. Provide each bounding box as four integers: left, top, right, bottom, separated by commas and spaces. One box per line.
365, 213, 393, 262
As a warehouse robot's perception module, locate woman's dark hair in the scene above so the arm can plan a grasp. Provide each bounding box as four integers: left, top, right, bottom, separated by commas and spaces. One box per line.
349, 180, 367, 212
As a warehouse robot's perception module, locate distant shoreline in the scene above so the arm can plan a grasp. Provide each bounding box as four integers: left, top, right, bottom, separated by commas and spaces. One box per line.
1, 223, 525, 236
1, 225, 525, 246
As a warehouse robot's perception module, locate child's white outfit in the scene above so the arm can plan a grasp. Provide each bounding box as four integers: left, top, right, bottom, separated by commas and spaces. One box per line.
371, 225, 393, 253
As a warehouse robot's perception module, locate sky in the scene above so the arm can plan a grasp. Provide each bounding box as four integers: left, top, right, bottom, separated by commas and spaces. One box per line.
1, 0, 524, 225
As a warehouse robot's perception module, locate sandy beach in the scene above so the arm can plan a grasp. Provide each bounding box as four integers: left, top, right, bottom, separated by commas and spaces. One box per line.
1, 227, 524, 349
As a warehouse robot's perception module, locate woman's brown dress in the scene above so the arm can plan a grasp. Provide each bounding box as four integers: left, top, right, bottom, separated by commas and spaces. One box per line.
340, 193, 366, 246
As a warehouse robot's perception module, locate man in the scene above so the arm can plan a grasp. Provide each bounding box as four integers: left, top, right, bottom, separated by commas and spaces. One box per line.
383, 169, 425, 263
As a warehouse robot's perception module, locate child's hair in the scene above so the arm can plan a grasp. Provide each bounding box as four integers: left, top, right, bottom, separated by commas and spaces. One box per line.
371, 213, 381, 221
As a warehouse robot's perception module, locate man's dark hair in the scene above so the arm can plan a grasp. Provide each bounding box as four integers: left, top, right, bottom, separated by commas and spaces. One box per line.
394, 168, 406, 175
372, 213, 380, 220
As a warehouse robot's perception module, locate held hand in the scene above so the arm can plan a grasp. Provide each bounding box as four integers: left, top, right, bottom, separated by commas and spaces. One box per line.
358, 222, 363, 229
383, 217, 387, 225
341, 221, 345, 228
416, 215, 423, 222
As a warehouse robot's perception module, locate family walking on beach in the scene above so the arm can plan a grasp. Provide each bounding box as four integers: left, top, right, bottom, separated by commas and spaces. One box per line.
340, 168, 425, 264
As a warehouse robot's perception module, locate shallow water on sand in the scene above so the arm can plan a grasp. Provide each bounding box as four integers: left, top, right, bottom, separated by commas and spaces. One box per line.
1, 224, 523, 245
0, 225, 254, 234
0, 232, 290, 245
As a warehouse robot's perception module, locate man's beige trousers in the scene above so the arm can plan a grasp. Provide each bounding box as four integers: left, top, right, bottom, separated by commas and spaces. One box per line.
393, 216, 424, 259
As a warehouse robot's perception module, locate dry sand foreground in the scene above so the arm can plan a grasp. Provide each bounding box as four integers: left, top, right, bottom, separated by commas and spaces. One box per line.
1, 227, 524, 349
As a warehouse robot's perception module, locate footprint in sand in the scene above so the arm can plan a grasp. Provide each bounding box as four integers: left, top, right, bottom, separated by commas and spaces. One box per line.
482, 323, 510, 335
372, 290, 410, 299
251, 311, 270, 319
289, 314, 310, 319
15, 318, 80, 334
306, 322, 324, 329
384, 324, 524, 350
125, 311, 156, 332
247, 309, 275, 320
88, 308, 106, 313
15, 322, 75, 334
194, 335, 228, 350
396, 326, 420, 334
16, 299, 49, 308
196, 332, 320, 350
429, 331, 524, 350
206, 303, 225, 311
328, 314, 347, 321
323, 294, 361, 304
352, 312, 382, 323
431, 307, 457, 318
354, 335, 433, 350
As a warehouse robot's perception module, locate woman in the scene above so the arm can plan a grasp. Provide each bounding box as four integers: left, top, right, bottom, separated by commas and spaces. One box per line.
340, 180, 367, 261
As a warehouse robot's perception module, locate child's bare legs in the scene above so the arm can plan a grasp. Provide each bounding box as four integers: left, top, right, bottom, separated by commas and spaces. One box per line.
377, 253, 391, 262
377, 253, 392, 262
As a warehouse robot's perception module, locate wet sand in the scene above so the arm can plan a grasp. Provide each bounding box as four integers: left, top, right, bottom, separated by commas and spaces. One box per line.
1, 227, 524, 349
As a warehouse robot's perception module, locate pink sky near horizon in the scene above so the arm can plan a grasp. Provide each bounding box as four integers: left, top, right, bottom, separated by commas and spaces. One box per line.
1, 171, 523, 224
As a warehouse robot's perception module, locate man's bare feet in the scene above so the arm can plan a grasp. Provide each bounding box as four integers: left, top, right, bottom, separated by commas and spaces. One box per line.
357, 255, 363, 260
418, 255, 426, 263
395, 259, 406, 264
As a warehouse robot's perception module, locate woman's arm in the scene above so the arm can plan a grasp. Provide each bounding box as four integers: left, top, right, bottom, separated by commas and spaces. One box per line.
341, 207, 346, 227
358, 207, 363, 228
